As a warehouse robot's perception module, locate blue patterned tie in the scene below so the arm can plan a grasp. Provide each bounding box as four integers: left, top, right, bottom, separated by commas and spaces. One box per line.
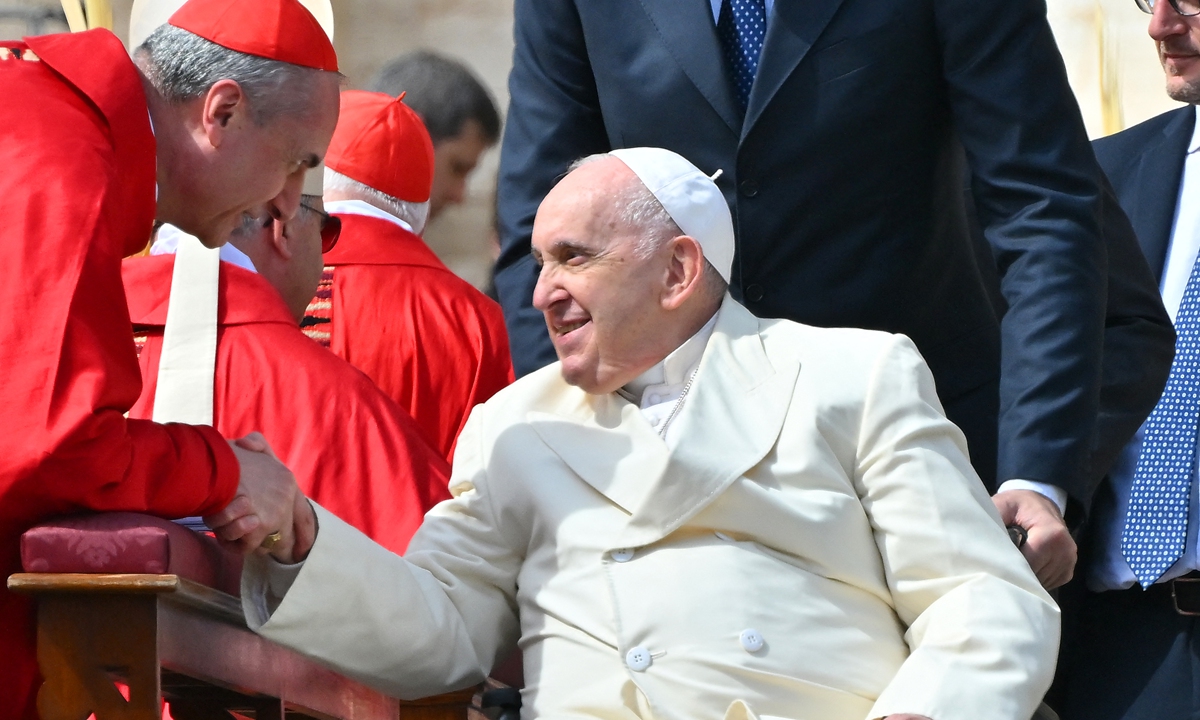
717, 0, 766, 114
1123, 254, 1200, 587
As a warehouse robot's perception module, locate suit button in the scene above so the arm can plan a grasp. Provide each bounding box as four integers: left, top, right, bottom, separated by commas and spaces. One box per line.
626, 646, 652, 671
739, 179, 759, 197
745, 284, 764, 302
611, 548, 635, 562
740, 628, 764, 652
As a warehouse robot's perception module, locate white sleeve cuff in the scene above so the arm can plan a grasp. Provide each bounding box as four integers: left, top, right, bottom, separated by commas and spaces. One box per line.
996, 479, 1068, 515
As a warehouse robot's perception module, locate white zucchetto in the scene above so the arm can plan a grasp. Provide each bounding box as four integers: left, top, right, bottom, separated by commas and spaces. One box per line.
609, 147, 735, 283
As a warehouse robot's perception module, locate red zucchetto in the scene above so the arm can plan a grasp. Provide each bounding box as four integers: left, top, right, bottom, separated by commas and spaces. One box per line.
168, 0, 338, 72
325, 90, 435, 203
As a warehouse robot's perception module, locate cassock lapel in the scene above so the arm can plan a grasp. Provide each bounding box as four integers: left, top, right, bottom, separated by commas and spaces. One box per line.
528, 388, 670, 516
1132, 108, 1196, 281
742, 0, 847, 139
635, 0, 742, 135
528, 299, 800, 540
618, 298, 800, 548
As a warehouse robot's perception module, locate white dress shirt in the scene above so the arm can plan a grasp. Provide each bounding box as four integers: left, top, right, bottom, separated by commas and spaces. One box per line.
1090, 105, 1200, 592
708, 0, 775, 24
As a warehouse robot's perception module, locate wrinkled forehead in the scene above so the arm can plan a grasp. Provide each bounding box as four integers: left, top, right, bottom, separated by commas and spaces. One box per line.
533, 182, 637, 253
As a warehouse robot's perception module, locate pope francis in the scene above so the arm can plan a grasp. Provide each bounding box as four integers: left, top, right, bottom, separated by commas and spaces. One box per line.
215, 148, 1060, 720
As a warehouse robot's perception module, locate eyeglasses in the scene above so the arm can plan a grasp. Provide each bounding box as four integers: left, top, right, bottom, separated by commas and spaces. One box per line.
299, 202, 342, 253
1136, 0, 1200, 17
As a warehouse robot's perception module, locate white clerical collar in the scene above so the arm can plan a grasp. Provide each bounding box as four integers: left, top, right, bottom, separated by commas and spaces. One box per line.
150, 224, 258, 274
324, 199, 414, 233
618, 312, 718, 405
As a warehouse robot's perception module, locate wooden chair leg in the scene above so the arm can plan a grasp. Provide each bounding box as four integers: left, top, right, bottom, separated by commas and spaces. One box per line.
36, 594, 161, 720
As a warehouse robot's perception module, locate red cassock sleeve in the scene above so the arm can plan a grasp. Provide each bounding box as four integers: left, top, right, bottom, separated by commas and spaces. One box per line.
207, 321, 452, 555
0, 41, 238, 720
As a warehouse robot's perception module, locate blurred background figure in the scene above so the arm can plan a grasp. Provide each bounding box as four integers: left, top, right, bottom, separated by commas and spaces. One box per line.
369, 50, 502, 223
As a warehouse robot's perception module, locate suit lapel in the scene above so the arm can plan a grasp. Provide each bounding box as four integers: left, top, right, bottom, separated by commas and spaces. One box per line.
528, 299, 800, 543
635, 0, 742, 134
618, 299, 801, 548
1133, 107, 1195, 279
742, 0, 847, 138
528, 390, 669, 516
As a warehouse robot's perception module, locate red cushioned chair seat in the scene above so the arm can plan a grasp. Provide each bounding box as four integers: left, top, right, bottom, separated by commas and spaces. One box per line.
21, 513, 242, 597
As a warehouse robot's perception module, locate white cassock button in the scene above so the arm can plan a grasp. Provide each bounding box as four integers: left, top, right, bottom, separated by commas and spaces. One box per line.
626, 646, 652, 671
611, 548, 635, 562
740, 628, 764, 653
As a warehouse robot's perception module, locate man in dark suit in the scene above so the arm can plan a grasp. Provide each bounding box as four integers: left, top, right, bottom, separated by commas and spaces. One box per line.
1053, 0, 1200, 716
497, 0, 1123, 585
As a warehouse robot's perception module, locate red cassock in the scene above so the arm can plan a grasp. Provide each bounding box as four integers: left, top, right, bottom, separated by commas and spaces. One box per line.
304, 212, 515, 462
0, 31, 240, 719
124, 255, 451, 556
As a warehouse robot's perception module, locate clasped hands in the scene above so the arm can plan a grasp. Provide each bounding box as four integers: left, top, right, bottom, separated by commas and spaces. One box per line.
203, 433, 317, 564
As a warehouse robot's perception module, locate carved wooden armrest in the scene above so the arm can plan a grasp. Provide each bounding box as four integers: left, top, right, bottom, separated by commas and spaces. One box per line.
8, 572, 477, 720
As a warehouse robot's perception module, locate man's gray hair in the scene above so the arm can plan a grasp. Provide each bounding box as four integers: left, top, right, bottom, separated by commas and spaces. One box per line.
324, 168, 431, 235
135, 24, 328, 125
568, 153, 728, 302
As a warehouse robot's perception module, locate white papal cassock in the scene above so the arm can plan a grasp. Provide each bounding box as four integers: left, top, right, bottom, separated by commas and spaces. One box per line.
242, 296, 1058, 720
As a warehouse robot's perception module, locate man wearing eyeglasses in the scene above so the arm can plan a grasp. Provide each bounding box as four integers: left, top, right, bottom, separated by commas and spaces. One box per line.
1051, 0, 1200, 717
123, 179, 453, 558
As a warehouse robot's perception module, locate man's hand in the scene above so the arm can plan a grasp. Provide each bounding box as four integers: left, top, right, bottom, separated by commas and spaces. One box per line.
992, 489, 1077, 589
204, 433, 300, 559
291, 493, 318, 563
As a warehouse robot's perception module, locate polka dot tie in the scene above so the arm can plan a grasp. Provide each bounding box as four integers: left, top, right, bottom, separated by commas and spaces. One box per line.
1122, 256, 1200, 587
717, 0, 766, 114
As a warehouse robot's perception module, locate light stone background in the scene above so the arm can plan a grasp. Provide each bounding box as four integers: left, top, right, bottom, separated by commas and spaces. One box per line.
0, 0, 1186, 289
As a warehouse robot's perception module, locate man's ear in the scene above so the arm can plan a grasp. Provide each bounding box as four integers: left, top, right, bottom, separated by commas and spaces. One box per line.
662, 235, 705, 311
200, 79, 248, 148
270, 217, 296, 261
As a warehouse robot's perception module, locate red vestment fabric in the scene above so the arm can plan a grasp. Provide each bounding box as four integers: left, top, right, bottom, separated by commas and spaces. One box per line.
0, 31, 239, 719
308, 213, 514, 462
124, 256, 451, 556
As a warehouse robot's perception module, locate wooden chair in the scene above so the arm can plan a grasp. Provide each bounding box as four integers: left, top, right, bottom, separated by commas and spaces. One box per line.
9, 514, 478, 720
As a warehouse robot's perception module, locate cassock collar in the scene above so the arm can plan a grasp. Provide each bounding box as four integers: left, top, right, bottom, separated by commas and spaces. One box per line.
617, 312, 719, 405
124, 254, 294, 328
324, 199, 415, 233
321, 211, 446, 269
150, 224, 258, 273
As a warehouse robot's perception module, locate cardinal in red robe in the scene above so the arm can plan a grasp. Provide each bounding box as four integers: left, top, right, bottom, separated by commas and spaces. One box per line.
129, 204, 451, 555
0, 0, 340, 715
307, 91, 514, 463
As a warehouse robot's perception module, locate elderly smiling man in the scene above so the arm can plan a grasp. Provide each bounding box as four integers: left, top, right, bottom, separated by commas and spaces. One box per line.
214, 148, 1059, 720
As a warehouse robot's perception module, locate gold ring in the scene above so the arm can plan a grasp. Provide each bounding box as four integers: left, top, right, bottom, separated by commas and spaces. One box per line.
260, 531, 283, 550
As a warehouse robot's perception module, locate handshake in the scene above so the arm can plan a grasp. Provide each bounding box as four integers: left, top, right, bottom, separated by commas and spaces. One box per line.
204, 433, 319, 564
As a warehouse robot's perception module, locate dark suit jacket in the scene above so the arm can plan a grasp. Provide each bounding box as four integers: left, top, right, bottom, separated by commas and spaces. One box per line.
967, 168, 1174, 501
1093, 107, 1195, 282
1085, 108, 1194, 518
496, 0, 1110, 504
